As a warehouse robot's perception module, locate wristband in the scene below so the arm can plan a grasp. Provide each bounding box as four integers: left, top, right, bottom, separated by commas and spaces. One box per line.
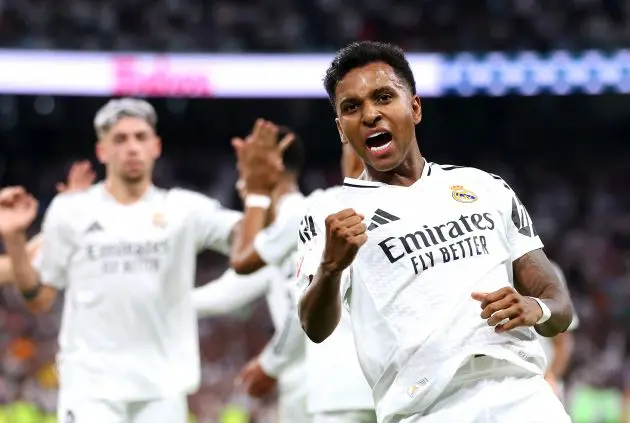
529, 297, 551, 324
21, 282, 42, 301
245, 194, 272, 209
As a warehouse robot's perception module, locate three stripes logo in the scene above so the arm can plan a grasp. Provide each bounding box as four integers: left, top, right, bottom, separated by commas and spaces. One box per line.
85, 221, 103, 233
299, 215, 317, 244
367, 209, 400, 231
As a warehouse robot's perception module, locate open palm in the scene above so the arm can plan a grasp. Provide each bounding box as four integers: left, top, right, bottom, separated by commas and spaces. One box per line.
0, 187, 38, 235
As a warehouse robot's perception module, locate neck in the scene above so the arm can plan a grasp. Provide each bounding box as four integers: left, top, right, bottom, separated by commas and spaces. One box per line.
363, 142, 424, 187
271, 176, 299, 204
105, 177, 152, 204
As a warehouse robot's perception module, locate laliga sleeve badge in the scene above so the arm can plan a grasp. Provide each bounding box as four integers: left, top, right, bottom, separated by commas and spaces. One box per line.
450, 185, 478, 203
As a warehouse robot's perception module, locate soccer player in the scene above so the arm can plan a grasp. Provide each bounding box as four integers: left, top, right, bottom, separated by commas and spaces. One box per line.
297, 41, 574, 423
0, 98, 243, 423
540, 261, 579, 401
234, 123, 376, 423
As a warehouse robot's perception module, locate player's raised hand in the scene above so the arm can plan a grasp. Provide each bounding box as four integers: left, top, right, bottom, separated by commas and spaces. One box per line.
471, 287, 543, 333
56, 160, 96, 193
235, 358, 277, 398
321, 209, 367, 273
233, 119, 294, 194
0, 187, 39, 236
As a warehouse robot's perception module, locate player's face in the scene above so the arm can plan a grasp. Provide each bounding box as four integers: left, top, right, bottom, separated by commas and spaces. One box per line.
96, 117, 161, 184
334, 62, 421, 172
341, 142, 364, 178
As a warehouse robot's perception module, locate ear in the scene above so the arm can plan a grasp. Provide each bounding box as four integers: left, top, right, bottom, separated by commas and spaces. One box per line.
411, 95, 422, 124
153, 136, 163, 159
95, 140, 107, 164
335, 118, 348, 145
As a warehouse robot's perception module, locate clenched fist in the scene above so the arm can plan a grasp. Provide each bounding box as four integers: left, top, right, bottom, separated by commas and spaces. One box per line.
0, 187, 38, 236
321, 209, 367, 274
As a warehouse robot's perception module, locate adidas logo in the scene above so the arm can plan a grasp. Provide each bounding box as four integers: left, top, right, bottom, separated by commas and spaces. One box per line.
367, 209, 400, 231
86, 222, 103, 233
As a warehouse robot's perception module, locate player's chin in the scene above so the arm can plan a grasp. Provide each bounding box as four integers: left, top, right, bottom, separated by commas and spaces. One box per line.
364, 151, 401, 172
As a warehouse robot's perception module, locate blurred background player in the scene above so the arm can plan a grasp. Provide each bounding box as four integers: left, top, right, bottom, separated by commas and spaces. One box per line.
298, 41, 573, 423
197, 121, 310, 422
234, 123, 377, 423
0, 98, 243, 423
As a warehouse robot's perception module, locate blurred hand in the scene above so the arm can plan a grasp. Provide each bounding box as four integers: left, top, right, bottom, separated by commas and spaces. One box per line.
232, 119, 294, 195
56, 160, 96, 193
0, 187, 39, 236
235, 358, 277, 398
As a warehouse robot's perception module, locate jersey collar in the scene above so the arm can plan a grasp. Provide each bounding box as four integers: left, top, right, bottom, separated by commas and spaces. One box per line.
342, 159, 432, 189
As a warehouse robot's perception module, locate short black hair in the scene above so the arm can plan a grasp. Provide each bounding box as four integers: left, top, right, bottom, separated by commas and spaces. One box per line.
278, 125, 305, 175
323, 41, 417, 107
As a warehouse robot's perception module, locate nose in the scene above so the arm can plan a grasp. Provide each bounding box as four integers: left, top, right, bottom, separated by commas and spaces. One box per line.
361, 101, 382, 127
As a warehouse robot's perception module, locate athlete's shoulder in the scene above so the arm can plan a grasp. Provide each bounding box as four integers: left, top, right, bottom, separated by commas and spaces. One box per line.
49, 184, 103, 209
304, 185, 345, 219
166, 187, 222, 207
430, 162, 512, 192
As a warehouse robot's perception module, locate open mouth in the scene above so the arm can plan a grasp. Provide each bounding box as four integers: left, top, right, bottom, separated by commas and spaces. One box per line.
366, 131, 393, 153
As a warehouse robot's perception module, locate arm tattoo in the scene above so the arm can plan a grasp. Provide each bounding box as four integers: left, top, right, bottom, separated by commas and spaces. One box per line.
513, 249, 564, 298
513, 248, 573, 335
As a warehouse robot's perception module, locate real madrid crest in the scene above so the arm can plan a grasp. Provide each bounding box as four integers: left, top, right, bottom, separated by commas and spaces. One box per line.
450, 185, 478, 203
152, 212, 167, 228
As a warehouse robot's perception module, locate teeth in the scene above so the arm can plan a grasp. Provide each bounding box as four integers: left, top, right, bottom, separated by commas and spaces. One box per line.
368, 132, 386, 139
368, 141, 392, 152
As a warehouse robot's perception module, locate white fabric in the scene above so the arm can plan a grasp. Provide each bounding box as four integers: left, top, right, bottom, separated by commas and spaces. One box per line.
297, 163, 550, 423
34, 183, 242, 401
193, 268, 272, 318
299, 186, 376, 414
312, 410, 378, 423
57, 392, 188, 423
400, 356, 570, 422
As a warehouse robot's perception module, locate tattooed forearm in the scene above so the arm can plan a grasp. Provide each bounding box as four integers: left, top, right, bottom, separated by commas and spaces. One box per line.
513, 249, 573, 337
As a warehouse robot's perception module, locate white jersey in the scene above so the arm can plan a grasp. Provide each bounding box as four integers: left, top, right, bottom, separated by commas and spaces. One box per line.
538, 262, 579, 369
34, 183, 242, 401
300, 187, 375, 413
297, 162, 548, 423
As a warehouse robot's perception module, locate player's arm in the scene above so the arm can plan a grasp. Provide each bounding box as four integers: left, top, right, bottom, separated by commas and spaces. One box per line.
548, 331, 574, 378
0, 233, 44, 284
231, 195, 304, 275
188, 192, 243, 255
258, 284, 305, 377
299, 209, 366, 343
229, 201, 271, 274
512, 251, 573, 337
193, 268, 269, 318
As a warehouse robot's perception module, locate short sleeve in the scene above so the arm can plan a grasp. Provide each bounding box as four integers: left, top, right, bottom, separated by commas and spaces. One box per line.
295, 206, 352, 307
185, 191, 242, 255
33, 196, 77, 290
491, 175, 544, 261
253, 194, 305, 266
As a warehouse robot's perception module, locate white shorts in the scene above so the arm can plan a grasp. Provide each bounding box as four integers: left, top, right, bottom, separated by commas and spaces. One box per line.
58, 394, 188, 423
401, 356, 571, 423
312, 410, 378, 423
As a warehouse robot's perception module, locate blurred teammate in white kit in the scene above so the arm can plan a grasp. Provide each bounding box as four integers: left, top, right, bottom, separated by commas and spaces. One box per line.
0, 98, 242, 423
230, 120, 376, 423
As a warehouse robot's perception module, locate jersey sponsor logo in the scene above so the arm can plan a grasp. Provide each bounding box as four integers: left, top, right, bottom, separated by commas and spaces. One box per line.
86, 240, 170, 274
298, 215, 317, 244
85, 221, 103, 233
377, 212, 495, 274
367, 208, 400, 231
450, 185, 478, 203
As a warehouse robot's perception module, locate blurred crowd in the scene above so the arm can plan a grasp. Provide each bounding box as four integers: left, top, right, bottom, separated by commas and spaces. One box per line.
1, 148, 629, 422
0, 0, 629, 52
